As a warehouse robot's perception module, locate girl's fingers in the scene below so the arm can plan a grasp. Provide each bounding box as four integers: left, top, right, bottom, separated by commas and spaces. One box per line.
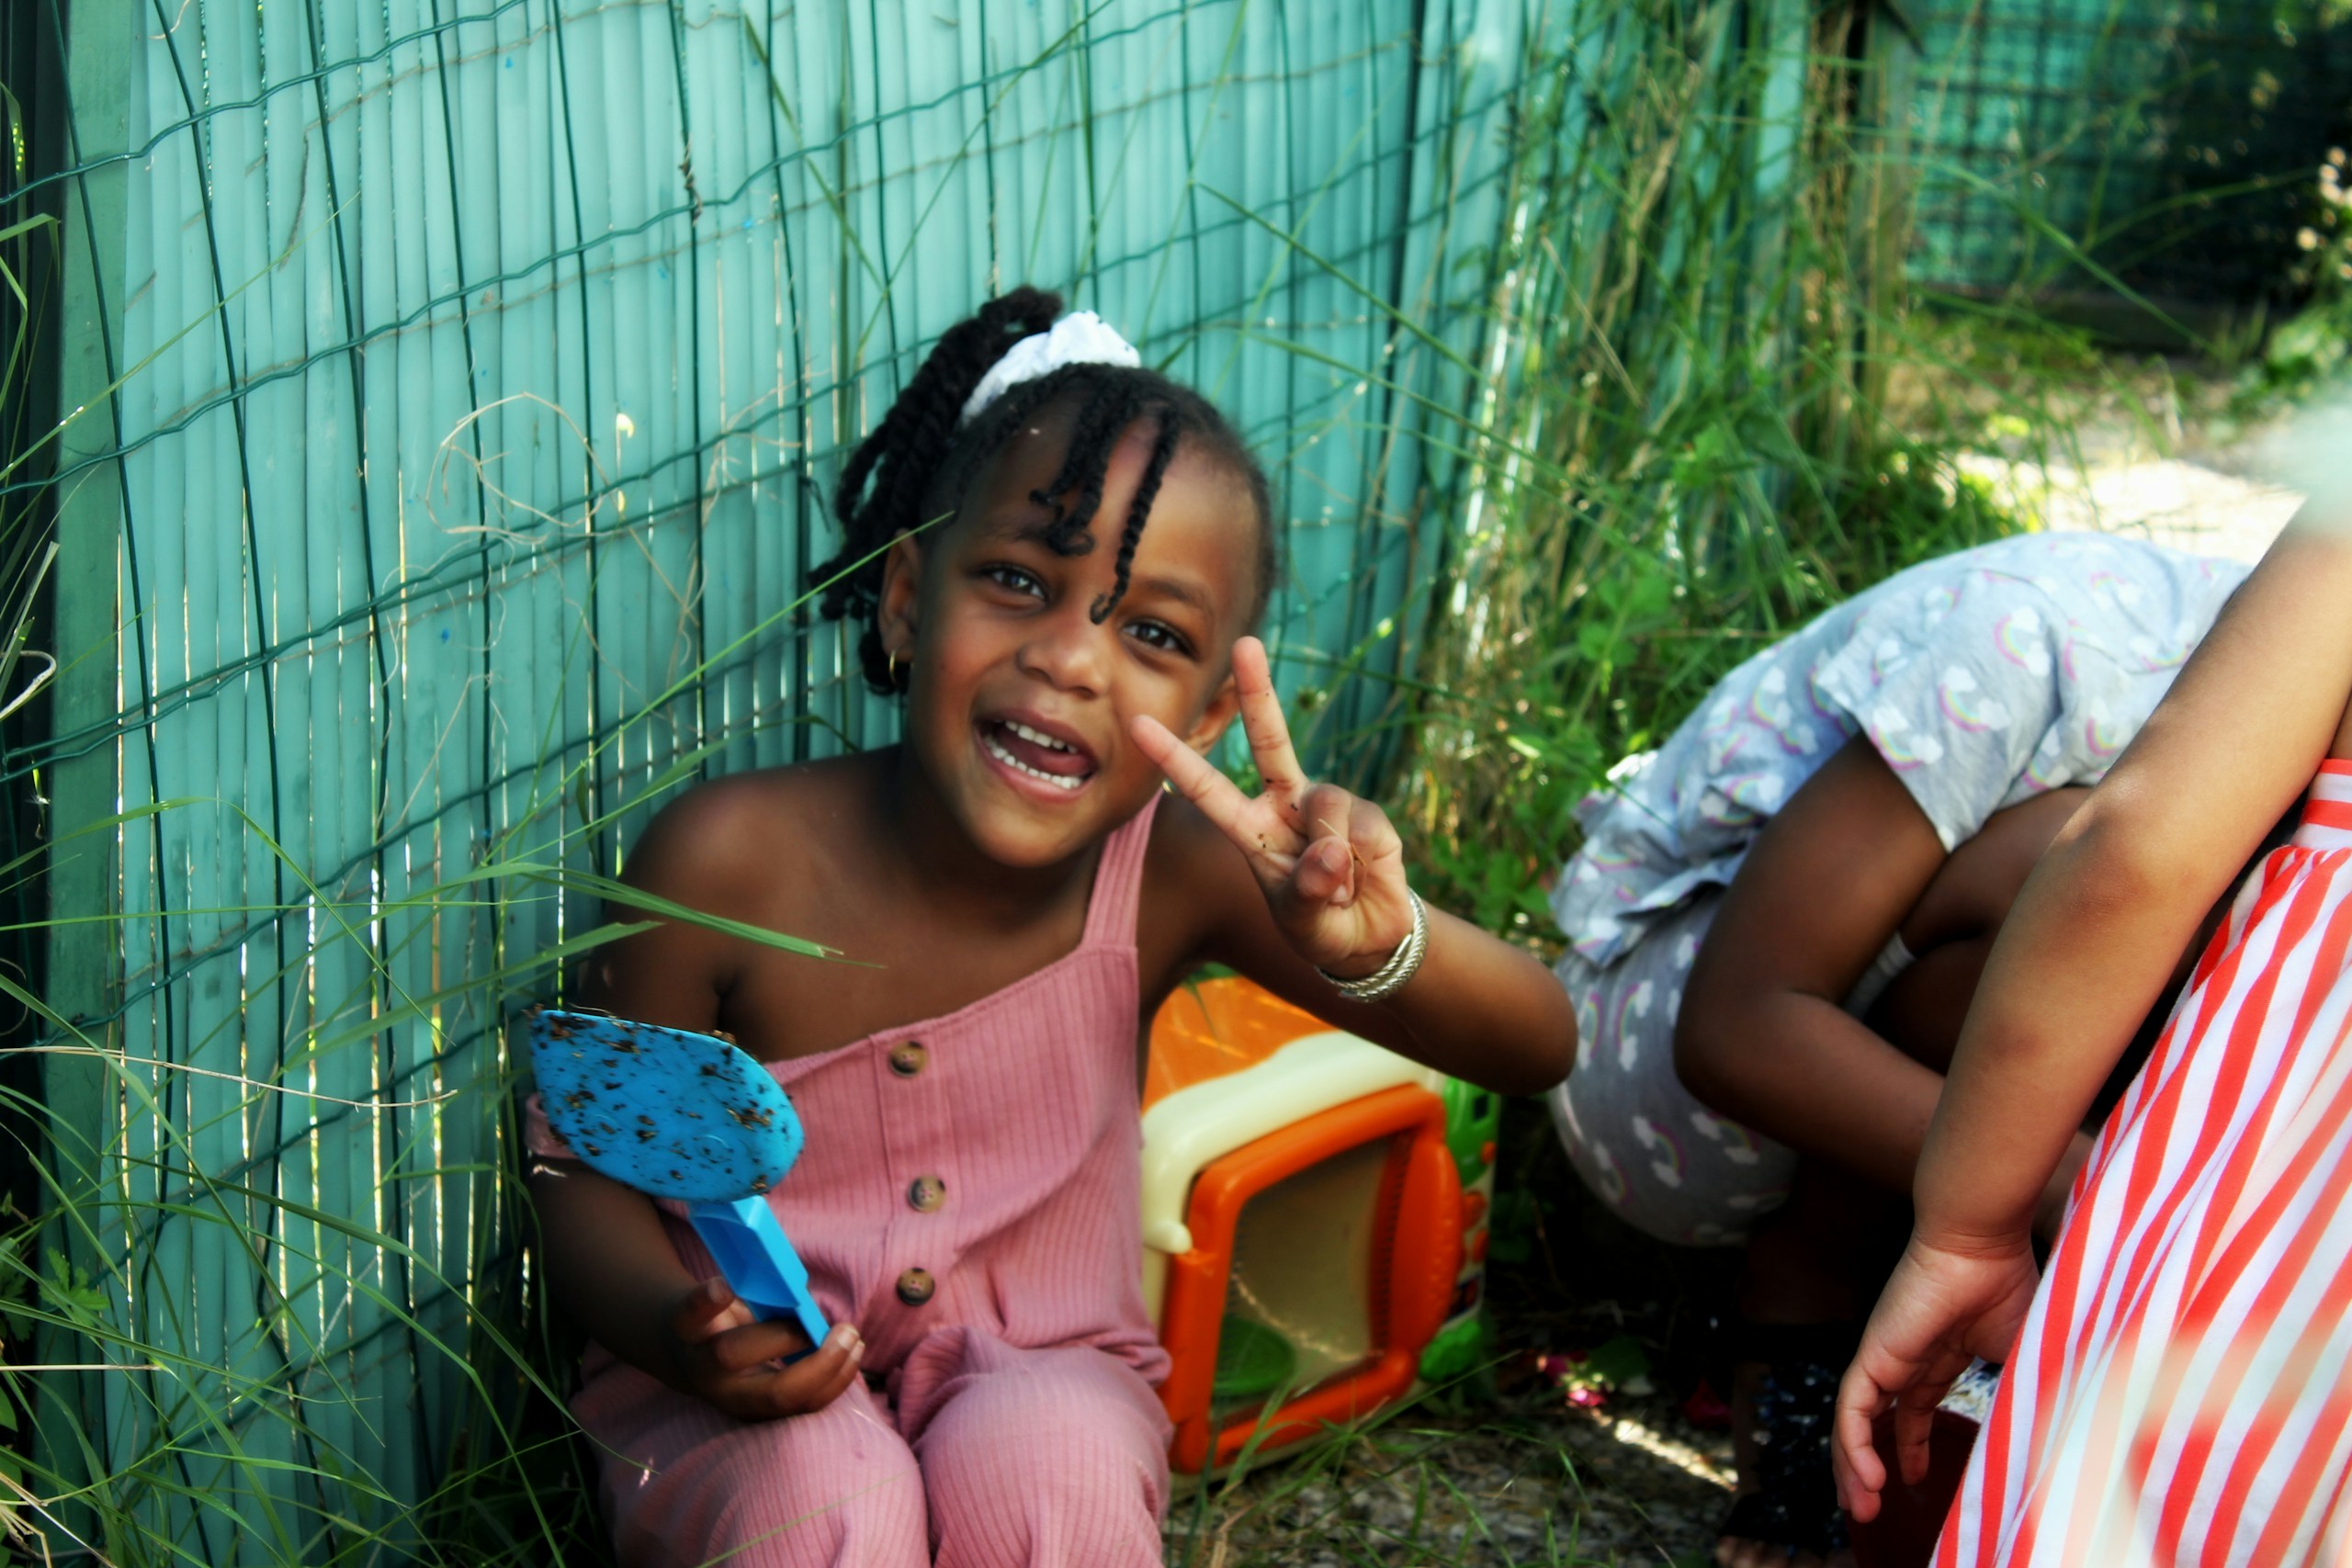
1833, 1364, 1893, 1519
799, 1349, 863, 1413
755, 1323, 864, 1417
671, 1276, 745, 1344
1131, 715, 1296, 870
1232, 637, 1308, 826
1132, 716, 1247, 834
707, 1314, 820, 1374
1893, 1375, 1952, 1486
701, 1321, 863, 1420
1345, 790, 1405, 864
1300, 785, 1405, 875
1292, 834, 1356, 909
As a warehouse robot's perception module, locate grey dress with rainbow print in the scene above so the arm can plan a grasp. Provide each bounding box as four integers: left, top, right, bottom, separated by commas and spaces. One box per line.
1545, 532, 2247, 1245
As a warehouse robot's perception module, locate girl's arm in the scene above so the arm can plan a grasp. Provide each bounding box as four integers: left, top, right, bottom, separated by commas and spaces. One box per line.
1135, 637, 1577, 1095
1913, 516, 2352, 1241
1834, 512, 2352, 1517
1676, 737, 1950, 1192
528, 789, 863, 1419
1674, 736, 2090, 1213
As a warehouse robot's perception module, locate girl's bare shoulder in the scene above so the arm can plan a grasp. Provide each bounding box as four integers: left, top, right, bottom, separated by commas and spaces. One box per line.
623, 752, 888, 911
1141, 789, 1243, 894
1136, 791, 1260, 987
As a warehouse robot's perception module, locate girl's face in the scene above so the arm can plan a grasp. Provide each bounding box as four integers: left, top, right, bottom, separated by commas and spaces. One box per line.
878, 405, 1261, 869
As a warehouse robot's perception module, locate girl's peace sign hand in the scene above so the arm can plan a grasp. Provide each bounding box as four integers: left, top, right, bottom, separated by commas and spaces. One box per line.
1134, 637, 1416, 978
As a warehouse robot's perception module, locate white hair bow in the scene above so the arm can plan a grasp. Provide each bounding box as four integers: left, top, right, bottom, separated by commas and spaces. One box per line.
957, 311, 1142, 427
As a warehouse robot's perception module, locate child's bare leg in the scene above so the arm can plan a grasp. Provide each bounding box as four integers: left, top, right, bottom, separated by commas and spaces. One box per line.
1718, 1161, 1905, 1568
1858, 935, 1995, 1078
1717, 945, 1984, 1568
1739, 1160, 1908, 1325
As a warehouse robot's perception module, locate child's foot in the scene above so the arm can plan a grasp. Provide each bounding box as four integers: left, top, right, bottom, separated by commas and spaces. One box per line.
1713, 1324, 1860, 1568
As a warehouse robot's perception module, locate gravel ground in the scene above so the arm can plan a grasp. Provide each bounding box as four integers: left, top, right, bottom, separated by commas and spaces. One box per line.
1160, 1357, 1736, 1568
1162, 1384, 1733, 1568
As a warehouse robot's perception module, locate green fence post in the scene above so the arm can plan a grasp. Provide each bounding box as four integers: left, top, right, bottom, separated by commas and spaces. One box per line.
1858, 2, 1922, 422
40, 0, 131, 1548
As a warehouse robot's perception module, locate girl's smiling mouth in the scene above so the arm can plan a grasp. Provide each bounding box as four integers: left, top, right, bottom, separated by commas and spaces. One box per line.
978, 716, 1099, 795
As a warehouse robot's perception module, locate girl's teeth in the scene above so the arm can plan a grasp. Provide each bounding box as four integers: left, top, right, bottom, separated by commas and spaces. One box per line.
983, 729, 1084, 791
1005, 720, 1073, 753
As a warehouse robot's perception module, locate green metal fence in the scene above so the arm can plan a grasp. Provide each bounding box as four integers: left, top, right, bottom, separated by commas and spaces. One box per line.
4, 0, 1837, 1559
1904, 0, 2347, 307
17, 0, 1531, 1557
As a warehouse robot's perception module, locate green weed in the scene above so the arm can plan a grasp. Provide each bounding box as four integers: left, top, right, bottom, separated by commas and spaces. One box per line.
1384, 6, 2027, 952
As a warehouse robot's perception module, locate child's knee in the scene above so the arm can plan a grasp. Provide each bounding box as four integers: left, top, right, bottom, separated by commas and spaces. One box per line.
923, 1441, 1165, 1568
602, 1387, 928, 1568
690, 1462, 927, 1568
917, 1354, 1170, 1568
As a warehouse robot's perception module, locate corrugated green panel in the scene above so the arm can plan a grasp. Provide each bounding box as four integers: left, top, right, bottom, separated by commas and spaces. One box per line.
37, 0, 1761, 1554
1329, 0, 1516, 773
40, 0, 134, 1542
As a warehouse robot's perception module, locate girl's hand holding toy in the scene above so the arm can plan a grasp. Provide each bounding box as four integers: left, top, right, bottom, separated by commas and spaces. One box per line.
526, 1156, 871, 1422
1136, 636, 1421, 995
662, 1277, 864, 1423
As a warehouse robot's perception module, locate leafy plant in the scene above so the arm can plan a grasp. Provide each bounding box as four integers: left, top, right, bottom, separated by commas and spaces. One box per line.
2238, 147, 2352, 408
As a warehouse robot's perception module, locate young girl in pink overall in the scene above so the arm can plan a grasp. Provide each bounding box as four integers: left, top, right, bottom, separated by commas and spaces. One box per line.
525, 288, 1577, 1568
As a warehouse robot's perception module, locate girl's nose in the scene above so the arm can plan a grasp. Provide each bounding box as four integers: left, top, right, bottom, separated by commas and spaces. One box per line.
1015, 606, 1110, 694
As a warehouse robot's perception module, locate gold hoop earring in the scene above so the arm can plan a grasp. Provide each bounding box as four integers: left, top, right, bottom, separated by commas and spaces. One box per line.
888, 649, 903, 688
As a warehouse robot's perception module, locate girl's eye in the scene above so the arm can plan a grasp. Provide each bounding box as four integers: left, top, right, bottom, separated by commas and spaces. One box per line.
1126, 620, 1194, 658
980, 563, 1044, 598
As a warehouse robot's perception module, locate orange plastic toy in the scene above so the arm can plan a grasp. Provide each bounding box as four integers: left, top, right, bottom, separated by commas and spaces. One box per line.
1140, 976, 1493, 1475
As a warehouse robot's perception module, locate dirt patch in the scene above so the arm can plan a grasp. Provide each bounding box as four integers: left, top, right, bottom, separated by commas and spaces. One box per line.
1892, 344, 2311, 562
1163, 1383, 1732, 1568
1165, 1120, 1742, 1567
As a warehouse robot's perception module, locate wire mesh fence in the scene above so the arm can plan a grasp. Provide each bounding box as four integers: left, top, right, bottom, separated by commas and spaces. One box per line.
1904, 0, 2348, 309
3, 0, 1883, 1560
5, 0, 1543, 1557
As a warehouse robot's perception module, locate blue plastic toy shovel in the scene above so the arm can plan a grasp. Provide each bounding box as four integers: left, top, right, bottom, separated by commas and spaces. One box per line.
526, 1009, 830, 1348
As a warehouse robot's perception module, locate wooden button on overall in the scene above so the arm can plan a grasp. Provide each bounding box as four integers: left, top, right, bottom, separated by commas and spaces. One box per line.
888, 1041, 929, 1077
895, 1267, 936, 1305
907, 1175, 945, 1213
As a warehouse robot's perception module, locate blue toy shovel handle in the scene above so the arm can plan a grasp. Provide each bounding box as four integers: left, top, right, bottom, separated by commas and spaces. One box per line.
686, 1195, 831, 1350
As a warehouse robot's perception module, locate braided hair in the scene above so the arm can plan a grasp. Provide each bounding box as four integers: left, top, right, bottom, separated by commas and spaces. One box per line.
812, 287, 1277, 694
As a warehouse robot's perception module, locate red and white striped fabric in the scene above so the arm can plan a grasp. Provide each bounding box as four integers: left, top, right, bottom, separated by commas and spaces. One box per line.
1940, 760, 2352, 1568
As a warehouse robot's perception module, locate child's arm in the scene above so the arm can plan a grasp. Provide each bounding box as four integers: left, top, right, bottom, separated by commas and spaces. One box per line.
1833, 512, 2352, 1519
1134, 637, 1577, 1094
527, 786, 863, 1418
1672, 735, 2092, 1219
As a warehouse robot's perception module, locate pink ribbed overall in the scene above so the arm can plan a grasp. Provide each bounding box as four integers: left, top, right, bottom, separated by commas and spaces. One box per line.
526, 796, 1173, 1568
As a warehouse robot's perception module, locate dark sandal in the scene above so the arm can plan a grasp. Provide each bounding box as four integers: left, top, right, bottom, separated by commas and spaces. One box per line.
1716, 1319, 1860, 1562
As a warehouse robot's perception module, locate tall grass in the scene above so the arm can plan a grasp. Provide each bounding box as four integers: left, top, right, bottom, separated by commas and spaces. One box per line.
1387, 5, 2020, 943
